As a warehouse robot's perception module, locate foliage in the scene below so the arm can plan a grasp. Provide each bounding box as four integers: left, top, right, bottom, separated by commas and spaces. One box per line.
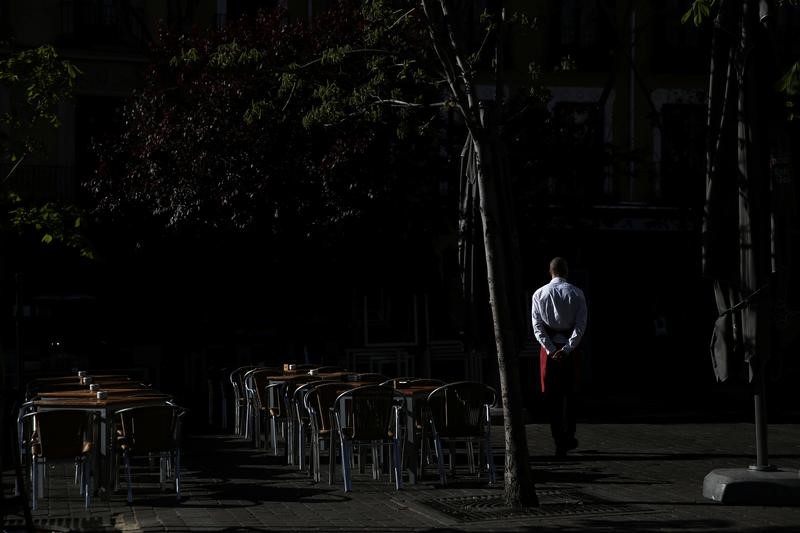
681, 0, 716, 27
683, 0, 800, 120
6, 192, 93, 259
777, 61, 800, 120
88, 2, 444, 244
0, 45, 80, 164
0, 45, 92, 259
682, 0, 796, 26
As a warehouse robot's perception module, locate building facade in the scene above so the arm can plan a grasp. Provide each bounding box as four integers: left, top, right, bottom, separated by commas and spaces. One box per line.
2, 1, 796, 413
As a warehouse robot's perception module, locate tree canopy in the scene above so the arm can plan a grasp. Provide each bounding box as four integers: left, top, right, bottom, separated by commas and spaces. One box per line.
88, 2, 445, 250
0, 45, 91, 259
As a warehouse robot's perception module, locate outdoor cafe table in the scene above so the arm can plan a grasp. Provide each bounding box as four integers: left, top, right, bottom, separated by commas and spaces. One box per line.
35, 388, 163, 399
32, 394, 173, 497
26, 381, 148, 400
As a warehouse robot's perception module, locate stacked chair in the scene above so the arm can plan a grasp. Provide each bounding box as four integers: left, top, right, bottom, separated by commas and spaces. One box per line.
243, 368, 281, 449
263, 374, 320, 457
229, 366, 256, 438
426, 381, 497, 486
304, 382, 355, 483
292, 380, 326, 472
113, 402, 187, 504
330, 385, 404, 492
20, 409, 96, 510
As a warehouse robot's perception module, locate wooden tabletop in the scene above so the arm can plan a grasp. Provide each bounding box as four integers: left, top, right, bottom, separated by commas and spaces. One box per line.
33, 395, 170, 409
265, 374, 300, 382
90, 380, 146, 388
28, 374, 131, 384
395, 385, 441, 397
28, 381, 146, 393
35, 388, 160, 399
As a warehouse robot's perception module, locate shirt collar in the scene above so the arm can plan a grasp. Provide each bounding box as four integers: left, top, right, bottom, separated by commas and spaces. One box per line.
550, 277, 566, 284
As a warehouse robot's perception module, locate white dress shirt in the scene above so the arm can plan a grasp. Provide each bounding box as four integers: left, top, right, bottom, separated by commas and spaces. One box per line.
531, 277, 588, 355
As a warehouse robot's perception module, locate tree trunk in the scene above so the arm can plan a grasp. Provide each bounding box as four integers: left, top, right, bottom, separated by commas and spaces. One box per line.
473, 133, 537, 507
420, 0, 537, 507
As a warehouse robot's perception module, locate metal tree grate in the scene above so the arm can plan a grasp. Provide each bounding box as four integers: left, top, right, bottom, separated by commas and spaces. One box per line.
2, 516, 115, 532
420, 489, 654, 522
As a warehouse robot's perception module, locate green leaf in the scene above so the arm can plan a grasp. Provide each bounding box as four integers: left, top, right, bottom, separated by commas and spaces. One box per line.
682, 0, 716, 27
777, 62, 800, 96
41, 233, 53, 244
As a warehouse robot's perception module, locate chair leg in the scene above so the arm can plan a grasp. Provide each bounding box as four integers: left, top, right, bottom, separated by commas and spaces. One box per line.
270, 417, 278, 455
30, 459, 38, 511
175, 448, 182, 501
341, 439, 352, 493
245, 402, 253, 441
485, 424, 495, 484
418, 425, 427, 478
371, 443, 380, 480
432, 429, 446, 486
313, 437, 321, 483
393, 437, 403, 490
124, 452, 133, 504
467, 440, 476, 474
298, 424, 306, 472
83, 457, 92, 509
448, 441, 457, 474
234, 400, 241, 436
159, 455, 166, 490
252, 410, 259, 448
287, 416, 294, 465
328, 431, 336, 485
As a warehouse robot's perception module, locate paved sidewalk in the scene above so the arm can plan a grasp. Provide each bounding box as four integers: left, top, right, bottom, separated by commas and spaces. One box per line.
4, 422, 800, 532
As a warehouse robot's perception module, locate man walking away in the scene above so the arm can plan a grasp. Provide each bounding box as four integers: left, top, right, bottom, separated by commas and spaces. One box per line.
531, 257, 588, 458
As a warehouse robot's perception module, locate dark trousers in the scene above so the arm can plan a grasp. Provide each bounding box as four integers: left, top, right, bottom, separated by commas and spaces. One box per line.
539, 346, 578, 449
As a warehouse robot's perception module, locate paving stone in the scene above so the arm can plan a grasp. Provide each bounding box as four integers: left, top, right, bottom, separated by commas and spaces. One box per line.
5, 423, 800, 531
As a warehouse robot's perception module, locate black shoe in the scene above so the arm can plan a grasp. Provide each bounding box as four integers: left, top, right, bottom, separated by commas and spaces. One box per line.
554, 438, 578, 459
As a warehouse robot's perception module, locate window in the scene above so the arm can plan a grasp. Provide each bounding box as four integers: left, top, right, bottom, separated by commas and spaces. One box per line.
545, 101, 606, 203
60, 0, 148, 47
653, 0, 710, 73
549, 0, 615, 71
363, 289, 418, 345
658, 103, 706, 207
217, 0, 280, 26
775, 4, 800, 57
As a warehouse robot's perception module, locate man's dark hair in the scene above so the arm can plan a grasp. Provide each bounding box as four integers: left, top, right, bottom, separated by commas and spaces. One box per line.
550, 257, 569, 278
